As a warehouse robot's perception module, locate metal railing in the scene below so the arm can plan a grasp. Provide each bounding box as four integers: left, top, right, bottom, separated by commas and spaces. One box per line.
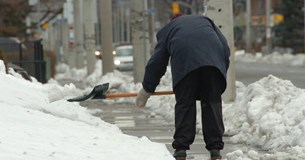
0, 39, 47, 83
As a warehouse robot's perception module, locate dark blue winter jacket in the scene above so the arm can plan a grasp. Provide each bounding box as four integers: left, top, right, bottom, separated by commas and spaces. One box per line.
142, 15, 230, 93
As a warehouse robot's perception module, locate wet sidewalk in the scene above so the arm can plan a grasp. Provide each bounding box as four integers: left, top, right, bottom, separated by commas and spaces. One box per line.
81, 100, 255, 160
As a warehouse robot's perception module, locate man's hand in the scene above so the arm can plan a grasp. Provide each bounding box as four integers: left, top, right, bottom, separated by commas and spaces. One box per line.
136, 88, 151, 108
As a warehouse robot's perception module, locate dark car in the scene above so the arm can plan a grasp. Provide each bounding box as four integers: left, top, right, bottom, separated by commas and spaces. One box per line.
0, 37, 27, 62
8, 63, 32, 81
0, 49, 32, 81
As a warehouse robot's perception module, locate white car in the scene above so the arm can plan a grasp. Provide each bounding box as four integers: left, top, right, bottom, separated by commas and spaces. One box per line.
113, 45, 133, 71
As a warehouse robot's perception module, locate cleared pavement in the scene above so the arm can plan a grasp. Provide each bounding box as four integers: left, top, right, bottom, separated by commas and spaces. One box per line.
81, 100, 266, 159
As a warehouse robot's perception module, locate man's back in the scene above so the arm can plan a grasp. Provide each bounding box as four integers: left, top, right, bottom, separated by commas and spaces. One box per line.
156, 15, 230, 88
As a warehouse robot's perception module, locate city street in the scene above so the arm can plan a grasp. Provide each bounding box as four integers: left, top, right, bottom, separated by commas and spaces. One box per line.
81, 101, 266, 160
121, 61, 305, 88
55, 61, 305, 159
236, 62, 305, 89
2, 1, 305, 159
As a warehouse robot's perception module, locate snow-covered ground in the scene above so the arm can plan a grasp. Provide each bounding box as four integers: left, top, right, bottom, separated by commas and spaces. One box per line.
1, 51, 305, 159
0, 60, 174, 160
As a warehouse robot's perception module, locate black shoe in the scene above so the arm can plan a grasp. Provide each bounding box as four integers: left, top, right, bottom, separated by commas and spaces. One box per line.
210, 149, 222, 160
173, 149, 186, 160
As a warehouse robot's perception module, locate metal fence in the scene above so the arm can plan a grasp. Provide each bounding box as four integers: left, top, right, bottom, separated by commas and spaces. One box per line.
0, 38, 47, 83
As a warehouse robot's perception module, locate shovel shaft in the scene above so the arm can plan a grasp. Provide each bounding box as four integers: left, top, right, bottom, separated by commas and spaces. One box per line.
105, 91, 174, 99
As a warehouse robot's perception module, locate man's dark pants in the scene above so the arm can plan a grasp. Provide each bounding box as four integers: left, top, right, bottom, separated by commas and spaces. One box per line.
172, 66, 225, 151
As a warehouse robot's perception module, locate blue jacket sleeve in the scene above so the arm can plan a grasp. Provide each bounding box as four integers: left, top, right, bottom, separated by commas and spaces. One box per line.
142, 33, 170, 93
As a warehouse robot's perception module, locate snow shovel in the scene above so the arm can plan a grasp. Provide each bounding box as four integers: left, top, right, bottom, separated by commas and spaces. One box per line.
67, 83, 174, 102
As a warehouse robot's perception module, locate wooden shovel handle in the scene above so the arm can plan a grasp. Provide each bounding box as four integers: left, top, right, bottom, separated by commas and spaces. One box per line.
105, 91, 174, 99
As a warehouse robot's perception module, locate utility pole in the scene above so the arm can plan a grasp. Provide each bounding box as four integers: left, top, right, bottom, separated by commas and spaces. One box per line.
148, 0, 156, 53
51, 22, 59, 59
63, 0, 75, 67
126, 1, 131, 42
113, 2, 119, 43
246, 0, 252, 53
73, 0, 85, 69
205, 0, 236, 102
83, 0, 97, 75
131, 0, 150, 83
61, 20, 70, 64
99, 0, 114, 74
120, 3, 125, 42
265, 0, 272, 54
47, 21, 55, 56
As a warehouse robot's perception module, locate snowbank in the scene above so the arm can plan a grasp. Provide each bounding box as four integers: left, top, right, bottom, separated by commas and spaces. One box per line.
223, 75, 305, 159
0, 60, 174, 160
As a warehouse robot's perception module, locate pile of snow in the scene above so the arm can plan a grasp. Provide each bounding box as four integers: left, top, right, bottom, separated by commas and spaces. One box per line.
71, 60, 305, 159
55, 63, 87, 82
223, 75, 305, 159
235, 50, 305, 66
4, 53, 305, 159
0, 60, 174, 160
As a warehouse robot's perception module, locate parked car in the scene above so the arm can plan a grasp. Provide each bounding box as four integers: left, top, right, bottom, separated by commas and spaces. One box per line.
0, 49, 32, 81
0, 37, 27, 62
113, 44, 133, 71
8, 63, 32, 81
0, 49, 8, 73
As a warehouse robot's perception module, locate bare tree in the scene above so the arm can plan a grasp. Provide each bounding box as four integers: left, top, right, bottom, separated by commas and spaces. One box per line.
0, 0, 30, 37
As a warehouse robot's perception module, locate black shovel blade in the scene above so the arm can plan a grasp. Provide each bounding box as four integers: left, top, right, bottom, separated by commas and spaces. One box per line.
67, 83, 109, 102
